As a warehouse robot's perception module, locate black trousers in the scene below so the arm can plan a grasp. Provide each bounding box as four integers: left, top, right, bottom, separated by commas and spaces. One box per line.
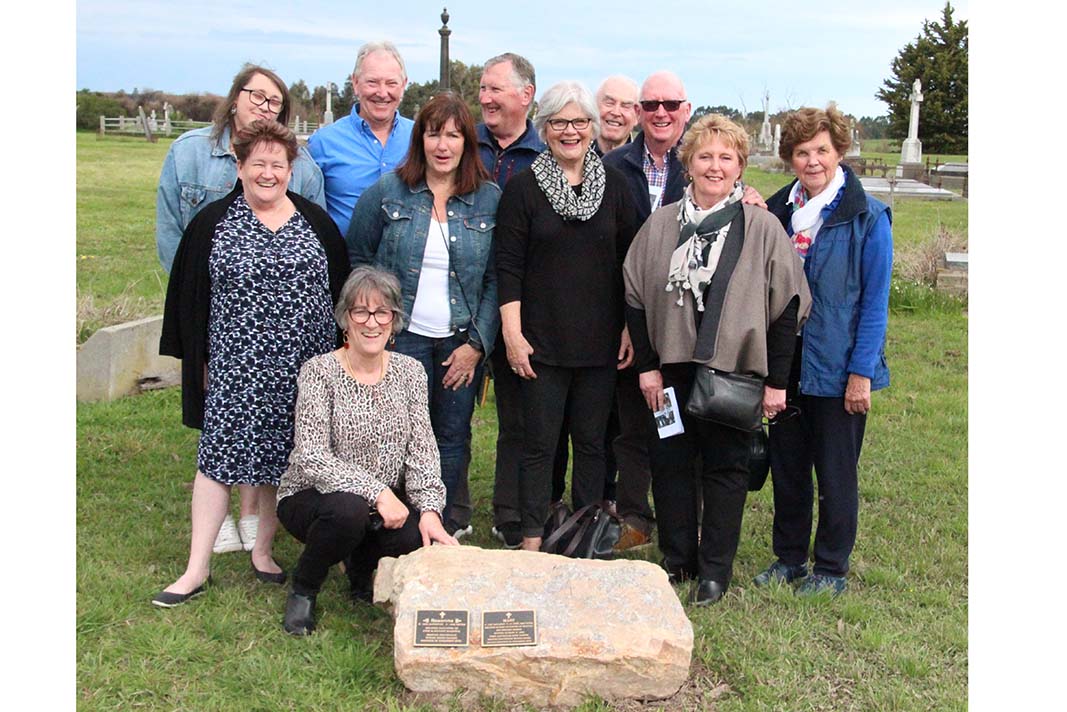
768, 394, 866, 577
277, 489, 422, 596
490, 342, 524, 528
649, 364, 750, 585
518, 362, 616, 538
613, 370, 655, 532
551, 396, 618, 504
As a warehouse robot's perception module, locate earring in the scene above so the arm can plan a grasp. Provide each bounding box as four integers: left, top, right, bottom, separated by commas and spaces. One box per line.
230, 105, 237, 115
388, 334, 396, 346
342, 330, 350, 349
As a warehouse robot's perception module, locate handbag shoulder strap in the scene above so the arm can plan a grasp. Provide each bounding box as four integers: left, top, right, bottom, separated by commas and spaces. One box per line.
542, 503, 598, 553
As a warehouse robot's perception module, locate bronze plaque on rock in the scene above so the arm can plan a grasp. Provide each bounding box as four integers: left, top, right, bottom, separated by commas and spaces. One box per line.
481, 610, 537, 647
413, 609, 469, 647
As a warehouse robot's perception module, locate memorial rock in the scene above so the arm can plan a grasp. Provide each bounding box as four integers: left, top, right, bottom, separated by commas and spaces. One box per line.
374, 546, 693, 707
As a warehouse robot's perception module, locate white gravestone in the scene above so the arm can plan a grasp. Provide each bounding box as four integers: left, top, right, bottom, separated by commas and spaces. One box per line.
900, 78, 923, 164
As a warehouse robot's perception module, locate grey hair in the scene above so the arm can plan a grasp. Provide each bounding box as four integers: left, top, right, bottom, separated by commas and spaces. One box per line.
533, 81, 600, 142
334, 266, 407, 333
483, 52, 536, 91
353, 41, 407, 81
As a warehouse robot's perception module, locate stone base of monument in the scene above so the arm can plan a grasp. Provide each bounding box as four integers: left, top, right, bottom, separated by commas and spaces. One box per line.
896, 161, 925, 180
77, 315, 181, 402
374, 546, 694, 708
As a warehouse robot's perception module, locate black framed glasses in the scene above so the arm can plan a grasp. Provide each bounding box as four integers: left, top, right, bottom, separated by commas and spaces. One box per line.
639, 99, 686, 112
240, 88, 284, 113
546, 117, 592, 132
348, 308, 395, 325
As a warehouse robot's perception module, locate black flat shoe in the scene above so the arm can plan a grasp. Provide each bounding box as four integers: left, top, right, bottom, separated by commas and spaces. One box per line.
252, 559, 287, 585
283, 591, 317, 636
691, 579, 728, 606
151, 578, 210, 608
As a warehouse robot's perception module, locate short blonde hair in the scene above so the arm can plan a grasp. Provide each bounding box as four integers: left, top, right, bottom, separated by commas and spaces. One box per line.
679, 114, 750, 173
778, 104, 851, 162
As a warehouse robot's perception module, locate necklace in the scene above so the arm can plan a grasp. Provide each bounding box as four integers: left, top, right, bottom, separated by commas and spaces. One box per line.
343, 344, 386, 384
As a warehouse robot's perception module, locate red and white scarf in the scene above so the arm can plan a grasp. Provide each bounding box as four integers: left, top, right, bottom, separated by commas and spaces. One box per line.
787, 166, 845, 260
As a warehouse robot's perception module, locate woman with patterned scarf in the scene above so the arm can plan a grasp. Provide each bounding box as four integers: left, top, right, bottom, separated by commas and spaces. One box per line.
494, 81, 639, 553
622, 114, 810, 605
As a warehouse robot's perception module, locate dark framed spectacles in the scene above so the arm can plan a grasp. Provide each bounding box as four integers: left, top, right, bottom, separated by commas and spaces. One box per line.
240, 88, 284, 113
639, 99, 686, 112
348, 308, 395, 325
546, 117, 592, 132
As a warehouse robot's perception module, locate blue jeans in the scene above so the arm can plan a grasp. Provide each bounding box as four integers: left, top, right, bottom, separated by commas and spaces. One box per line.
391, 330, 483, 524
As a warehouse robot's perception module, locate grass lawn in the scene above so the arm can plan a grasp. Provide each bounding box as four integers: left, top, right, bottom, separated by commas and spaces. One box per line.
77, 132, 968, 710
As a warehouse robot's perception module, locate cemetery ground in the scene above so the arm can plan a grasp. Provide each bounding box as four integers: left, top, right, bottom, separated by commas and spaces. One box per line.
77, 133, 968, 710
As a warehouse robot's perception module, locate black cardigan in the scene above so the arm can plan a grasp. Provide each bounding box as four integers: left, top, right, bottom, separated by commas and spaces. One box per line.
160, 184, 350, 429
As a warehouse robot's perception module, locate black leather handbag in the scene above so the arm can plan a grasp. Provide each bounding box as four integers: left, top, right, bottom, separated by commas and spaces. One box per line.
748, 425, 770, 491
685, 367, 764, 432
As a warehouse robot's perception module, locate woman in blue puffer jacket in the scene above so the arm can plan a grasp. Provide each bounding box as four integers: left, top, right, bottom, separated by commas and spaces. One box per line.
756, 104, 893, 598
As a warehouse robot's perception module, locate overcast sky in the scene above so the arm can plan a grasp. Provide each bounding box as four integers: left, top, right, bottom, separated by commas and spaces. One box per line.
76, 0, 967, 119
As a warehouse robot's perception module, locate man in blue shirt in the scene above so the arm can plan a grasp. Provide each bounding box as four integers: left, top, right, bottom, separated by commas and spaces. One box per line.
308, 41, 414, 237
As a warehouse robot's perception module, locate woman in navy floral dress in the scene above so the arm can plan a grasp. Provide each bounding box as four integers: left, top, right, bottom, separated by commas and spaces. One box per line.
155, 121, 349, 607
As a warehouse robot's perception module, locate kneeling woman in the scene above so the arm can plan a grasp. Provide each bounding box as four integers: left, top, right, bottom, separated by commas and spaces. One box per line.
622, 114, 810, 605
276, 267, 458, 635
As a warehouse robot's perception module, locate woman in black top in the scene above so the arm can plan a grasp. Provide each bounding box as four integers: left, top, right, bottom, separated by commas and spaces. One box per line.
494, 80, 638, 552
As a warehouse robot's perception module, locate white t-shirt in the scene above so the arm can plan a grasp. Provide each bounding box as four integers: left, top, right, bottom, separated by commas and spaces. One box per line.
408, 219, 454, 337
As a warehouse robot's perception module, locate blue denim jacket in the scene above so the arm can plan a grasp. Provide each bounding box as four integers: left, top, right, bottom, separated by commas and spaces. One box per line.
155, 125, 326, 272
347, 172, 502, 355
767, 165, 893, 397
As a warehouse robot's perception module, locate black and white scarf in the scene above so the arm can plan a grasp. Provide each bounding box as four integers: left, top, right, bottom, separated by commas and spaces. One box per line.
531, 148, 606, 221
665, 182, 744, 311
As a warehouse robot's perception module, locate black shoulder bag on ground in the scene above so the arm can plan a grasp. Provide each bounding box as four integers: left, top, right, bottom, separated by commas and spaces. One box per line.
540, 501, 621, 559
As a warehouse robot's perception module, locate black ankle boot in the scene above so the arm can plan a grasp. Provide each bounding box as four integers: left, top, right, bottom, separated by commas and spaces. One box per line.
691, 578, 728, 606
283, 591, 317, 636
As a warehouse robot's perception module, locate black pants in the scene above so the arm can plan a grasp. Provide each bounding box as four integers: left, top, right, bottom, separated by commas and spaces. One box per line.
277, 489, 422, 596
551, 398, 618, 504
519, 362, 616, 538
649, 364, 750, 585
490, 341, 524, 528
613, 369, 655, 532
768, 394, 866, 577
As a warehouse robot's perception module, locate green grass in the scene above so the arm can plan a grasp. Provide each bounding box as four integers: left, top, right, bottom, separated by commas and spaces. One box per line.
78, 133, 968, 710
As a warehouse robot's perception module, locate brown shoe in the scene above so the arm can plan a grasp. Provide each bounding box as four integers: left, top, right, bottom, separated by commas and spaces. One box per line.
613, 522, 651, 551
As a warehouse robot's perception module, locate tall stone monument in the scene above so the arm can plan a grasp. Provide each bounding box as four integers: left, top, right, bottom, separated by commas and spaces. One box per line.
438, 8, 451, 91
758, 90, 773, 153
772, 124, 781, 158
898, 78, 923, 178
845, 118, 861, 158
323, 82, 334, 125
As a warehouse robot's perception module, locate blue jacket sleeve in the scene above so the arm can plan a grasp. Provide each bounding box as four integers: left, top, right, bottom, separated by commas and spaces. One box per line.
345, 180, 385, 267
293, 146, 326, 210
847, 210, 893, 378
155, 147, 182, 273
471, 188, 502, 355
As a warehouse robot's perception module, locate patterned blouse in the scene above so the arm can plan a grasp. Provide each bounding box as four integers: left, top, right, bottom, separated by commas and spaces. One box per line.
277, 351, 446, 514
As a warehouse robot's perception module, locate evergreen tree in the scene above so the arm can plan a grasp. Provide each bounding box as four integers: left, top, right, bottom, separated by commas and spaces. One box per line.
876, 2, 968, 153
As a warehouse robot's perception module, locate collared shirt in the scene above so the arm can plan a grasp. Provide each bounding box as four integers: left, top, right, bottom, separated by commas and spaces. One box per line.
307, 104, 414, 235
642, 147, 669, 212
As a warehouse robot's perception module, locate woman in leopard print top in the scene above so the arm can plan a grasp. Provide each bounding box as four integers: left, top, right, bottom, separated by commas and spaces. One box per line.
276, 266, 457, 636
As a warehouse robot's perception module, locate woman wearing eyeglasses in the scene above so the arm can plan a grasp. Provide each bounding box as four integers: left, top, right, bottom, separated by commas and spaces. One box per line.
347, 93, 501, 530
154, 120, 349, 608
494, 81, 639, 552
156, 63, 326, 557
276, 266, 458, 636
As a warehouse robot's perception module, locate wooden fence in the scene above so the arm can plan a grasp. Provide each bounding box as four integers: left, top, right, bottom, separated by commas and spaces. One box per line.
98, 116, 321, 138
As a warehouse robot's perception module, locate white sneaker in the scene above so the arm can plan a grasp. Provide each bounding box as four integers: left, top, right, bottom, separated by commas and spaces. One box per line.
238, 515, 259, 552
213, 515, 243, 554
450, 524, 473, 541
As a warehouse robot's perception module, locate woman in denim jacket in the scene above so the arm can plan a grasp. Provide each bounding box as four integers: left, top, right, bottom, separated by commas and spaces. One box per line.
347, 93, 501, 525
155, 63, 326, 558
156, 63, 325, 273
